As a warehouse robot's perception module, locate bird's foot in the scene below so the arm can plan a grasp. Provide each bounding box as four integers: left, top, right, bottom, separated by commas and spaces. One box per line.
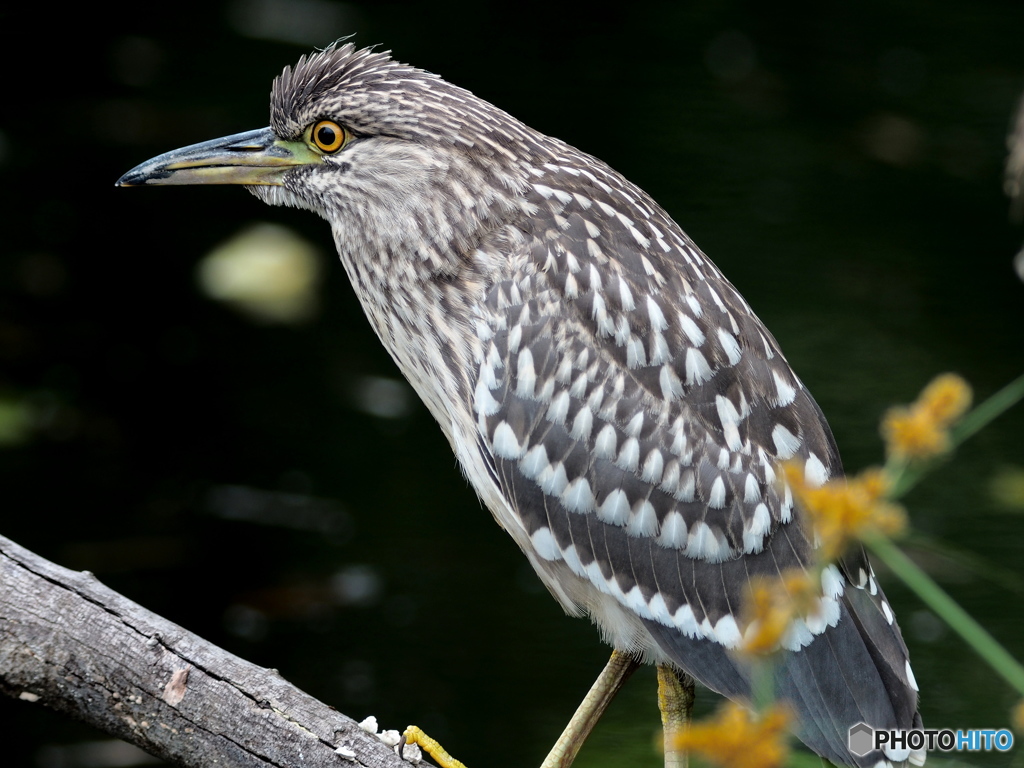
402, 725, 468, 768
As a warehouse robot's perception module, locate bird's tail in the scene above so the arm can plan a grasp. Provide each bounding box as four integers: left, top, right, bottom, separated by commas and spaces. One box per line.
643, 566, 922, 768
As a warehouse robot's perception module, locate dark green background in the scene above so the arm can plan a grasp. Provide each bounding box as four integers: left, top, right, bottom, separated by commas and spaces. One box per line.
0, 1, 1022, 766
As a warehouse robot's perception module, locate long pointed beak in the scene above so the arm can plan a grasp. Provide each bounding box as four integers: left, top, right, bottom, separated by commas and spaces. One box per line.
116, 127, 322, 187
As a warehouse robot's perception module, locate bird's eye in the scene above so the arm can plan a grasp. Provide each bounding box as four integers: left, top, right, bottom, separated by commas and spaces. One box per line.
309, 120, 349, 153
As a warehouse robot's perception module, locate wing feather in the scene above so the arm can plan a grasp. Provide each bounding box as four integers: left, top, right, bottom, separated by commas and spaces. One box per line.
470, 153, 918, 766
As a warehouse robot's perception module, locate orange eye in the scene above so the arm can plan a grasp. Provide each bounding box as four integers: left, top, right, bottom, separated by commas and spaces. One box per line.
310, 120, 348, 153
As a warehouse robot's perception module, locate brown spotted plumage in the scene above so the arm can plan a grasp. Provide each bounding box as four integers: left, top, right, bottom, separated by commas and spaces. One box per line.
119, 43, 922, 768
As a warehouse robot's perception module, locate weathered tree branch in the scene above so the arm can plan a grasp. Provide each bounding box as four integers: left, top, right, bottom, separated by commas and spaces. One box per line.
0, 534, 417, 768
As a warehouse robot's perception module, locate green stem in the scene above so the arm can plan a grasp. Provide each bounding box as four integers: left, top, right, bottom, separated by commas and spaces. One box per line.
750, 657, 776, 713
951, 372, 1024, 446
885, 461, 916, 500
865, 532, 1024, 697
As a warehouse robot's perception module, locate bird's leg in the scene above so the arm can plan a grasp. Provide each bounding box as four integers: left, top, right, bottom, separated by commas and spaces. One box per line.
402, 651, 638, 768
657, 665, 695, 768
538, 650, 640, 768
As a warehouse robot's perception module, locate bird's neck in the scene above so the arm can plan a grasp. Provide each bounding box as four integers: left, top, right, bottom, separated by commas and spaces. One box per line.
330, 219, 520, 451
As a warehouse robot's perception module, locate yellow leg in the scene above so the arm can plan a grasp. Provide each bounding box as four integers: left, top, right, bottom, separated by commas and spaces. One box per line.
657, 665, 695, 768
538, 650, 640, 768
403, 725, 468, 768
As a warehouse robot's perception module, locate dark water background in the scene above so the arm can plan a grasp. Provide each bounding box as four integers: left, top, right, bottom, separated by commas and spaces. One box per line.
1, 2, 1022, 766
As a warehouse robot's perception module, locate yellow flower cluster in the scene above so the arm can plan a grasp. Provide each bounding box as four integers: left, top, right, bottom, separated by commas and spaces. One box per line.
740, 570, 819, 655
1013, 700, 1024, 734
882, 373, 972, 461
783, 465, 906, 561
673, 703, 791, 768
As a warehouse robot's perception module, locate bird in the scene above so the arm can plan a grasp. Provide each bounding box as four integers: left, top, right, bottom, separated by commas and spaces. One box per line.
118, 42, 922, 768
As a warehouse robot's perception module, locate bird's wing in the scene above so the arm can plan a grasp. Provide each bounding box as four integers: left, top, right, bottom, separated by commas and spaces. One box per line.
473, 153, 840, 632
469, 153, 919, 765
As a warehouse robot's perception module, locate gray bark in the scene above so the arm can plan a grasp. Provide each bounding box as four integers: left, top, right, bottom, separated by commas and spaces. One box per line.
0, 534, 417, 768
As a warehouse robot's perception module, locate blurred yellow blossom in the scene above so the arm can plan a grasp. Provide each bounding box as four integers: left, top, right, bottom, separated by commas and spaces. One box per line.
882, 374, 972, 461
990, 466, 1024, 511
1013, 700, 1024, 734
882, 406, 947, 458
919, 374, 973, 422
784, 465, 906, 560
740, 570, 819, 655
673, 702, 791, 768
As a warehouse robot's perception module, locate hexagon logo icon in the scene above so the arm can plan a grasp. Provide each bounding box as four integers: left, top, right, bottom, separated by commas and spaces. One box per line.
848, 722, 874, 757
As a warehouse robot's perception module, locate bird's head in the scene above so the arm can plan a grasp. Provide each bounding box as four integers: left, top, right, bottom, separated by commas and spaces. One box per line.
118, 43, 544, 260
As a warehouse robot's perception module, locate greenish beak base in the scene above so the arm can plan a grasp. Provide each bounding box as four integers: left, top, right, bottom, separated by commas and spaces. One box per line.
117, 128, 321, 187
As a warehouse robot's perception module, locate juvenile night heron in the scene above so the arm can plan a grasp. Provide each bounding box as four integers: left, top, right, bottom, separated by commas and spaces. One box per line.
119, 43, 922, 768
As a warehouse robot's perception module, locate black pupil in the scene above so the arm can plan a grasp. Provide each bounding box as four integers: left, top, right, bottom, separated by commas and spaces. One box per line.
317, 125, 337, 147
